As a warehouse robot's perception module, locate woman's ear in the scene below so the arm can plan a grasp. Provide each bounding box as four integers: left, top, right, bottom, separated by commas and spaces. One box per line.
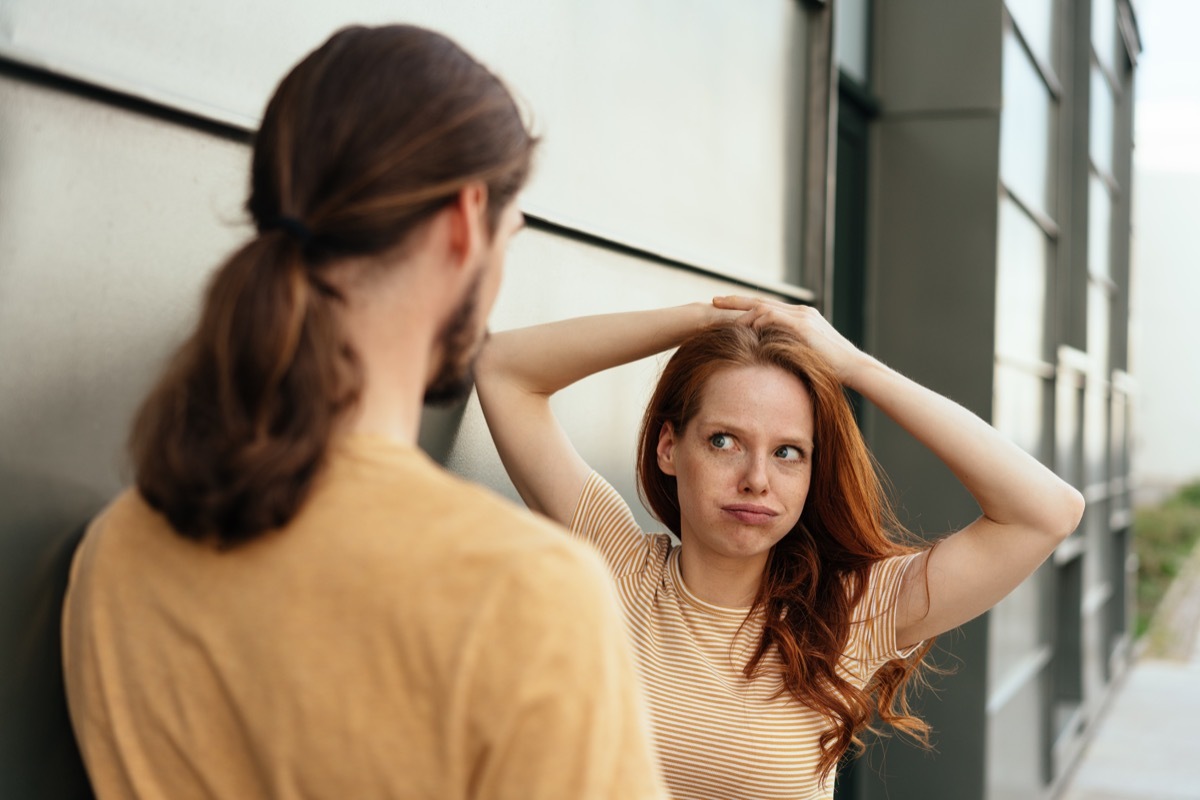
656, 422, 678, 476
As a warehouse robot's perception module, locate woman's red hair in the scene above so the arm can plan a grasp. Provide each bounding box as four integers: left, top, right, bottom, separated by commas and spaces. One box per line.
636, 322, 935, 782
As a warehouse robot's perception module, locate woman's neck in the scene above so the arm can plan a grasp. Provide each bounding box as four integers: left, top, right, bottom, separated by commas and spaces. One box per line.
677, 545, 768, 609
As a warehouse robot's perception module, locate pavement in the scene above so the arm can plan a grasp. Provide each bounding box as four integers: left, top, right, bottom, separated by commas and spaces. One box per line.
1059, 545, 1200, 800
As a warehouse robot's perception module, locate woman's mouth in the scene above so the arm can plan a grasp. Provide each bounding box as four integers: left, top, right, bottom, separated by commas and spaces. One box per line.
721, 504, 779, 525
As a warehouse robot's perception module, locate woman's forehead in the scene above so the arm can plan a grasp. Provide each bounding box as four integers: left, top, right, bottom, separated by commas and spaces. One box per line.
692, 364, 814, 436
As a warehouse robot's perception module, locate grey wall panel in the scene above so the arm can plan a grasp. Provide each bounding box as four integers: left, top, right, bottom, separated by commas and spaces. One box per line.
859, 113, 1002, 800
868, 115, 1000, 439
988, 569, 1049, 690
0, 75, 251, 502
873, 0, 1004, 113
0, 0, 809, 287
986, 671, 1050, 800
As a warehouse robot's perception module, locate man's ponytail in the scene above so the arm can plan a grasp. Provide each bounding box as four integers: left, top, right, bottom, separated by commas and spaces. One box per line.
130, 233, 358, 543
130, 25, 536, 545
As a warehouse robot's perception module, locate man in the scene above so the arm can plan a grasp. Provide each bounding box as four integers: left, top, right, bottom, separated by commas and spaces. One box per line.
63, 24, 663, 799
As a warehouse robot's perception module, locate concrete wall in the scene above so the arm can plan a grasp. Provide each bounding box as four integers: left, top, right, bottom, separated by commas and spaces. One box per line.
848, 3, 1003, 799
850, 2, 1140, 799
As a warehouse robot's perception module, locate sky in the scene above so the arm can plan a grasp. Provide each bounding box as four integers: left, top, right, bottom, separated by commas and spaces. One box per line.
1130, 0, 1200, 494
1134, 0, 1200, 173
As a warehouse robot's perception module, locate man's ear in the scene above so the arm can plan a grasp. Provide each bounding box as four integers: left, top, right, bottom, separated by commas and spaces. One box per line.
446, 182, 489, 269
656, 422, 678, 477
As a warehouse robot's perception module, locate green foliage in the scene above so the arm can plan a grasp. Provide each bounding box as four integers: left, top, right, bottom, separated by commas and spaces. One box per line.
1134, 481, 1200, 638
1170, 479, 1200, 509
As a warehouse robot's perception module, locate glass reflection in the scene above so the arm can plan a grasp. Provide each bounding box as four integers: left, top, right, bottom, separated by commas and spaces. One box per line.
1088, 175, 1112, 279
836, 0, 871, 85
995, 198, 1049, 363
993, 363, 1047, 459
1090, 68, 1115, 177
1092, 0, 1118, 75
1006, 0, 1057, 69
1088, 283, 1112, 376
1001, 31, 1057, 217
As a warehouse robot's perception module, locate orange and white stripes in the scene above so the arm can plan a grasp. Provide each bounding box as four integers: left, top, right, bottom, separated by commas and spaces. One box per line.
570, 472, 919, 800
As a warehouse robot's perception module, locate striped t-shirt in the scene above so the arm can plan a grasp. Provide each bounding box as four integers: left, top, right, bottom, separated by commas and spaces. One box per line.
570, 472, 920, 800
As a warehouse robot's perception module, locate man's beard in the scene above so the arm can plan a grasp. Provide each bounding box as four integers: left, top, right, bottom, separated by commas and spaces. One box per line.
423, 269, 485, 407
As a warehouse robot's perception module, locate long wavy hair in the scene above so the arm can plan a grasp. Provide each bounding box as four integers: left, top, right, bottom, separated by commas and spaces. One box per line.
636, 322, 935, 782
130, 25, 537, 545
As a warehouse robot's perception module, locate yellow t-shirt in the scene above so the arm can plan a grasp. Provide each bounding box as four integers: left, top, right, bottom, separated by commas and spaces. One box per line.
570, 472, 920, 800
62, 437, 664, 800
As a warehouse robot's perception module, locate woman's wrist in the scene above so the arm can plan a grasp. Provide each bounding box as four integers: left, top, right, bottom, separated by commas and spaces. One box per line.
696, 300, 743, 330
838, 351, 887, 395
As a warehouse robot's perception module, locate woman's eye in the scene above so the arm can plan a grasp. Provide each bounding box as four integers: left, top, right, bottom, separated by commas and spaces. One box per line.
775, 445, 802, 461
709, 433, 732, 450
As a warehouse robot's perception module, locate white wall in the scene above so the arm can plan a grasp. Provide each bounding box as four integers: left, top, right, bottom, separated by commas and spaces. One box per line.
1128, 0, 1200, 501
0, 0, 808, 287
1130, 167, 1200, 499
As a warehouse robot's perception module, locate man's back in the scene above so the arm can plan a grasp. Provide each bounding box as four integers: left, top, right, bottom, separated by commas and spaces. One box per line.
63, 435, 662, 799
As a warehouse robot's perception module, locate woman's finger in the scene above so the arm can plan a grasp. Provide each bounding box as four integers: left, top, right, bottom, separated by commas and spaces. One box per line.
711, 295, 762, 311
741, 305, 779, 329
750, 306, 802, 332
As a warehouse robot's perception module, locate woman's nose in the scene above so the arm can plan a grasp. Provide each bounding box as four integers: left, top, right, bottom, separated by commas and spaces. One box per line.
739, 453, 770, 494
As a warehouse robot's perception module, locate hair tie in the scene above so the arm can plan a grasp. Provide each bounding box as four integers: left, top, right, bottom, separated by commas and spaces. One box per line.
264, 216, 313, 246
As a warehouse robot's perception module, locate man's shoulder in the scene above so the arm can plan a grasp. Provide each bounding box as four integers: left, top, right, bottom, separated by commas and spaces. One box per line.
443, 480, 611, 588
377, 457, 563, 538
340, 445, 604, 571
410, 470, 616, 605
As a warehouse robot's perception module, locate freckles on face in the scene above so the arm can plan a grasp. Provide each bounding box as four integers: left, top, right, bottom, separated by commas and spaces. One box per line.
661, 364, 816, 560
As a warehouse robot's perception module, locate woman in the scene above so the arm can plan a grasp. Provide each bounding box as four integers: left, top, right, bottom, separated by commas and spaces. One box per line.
475, 296, 1084, 799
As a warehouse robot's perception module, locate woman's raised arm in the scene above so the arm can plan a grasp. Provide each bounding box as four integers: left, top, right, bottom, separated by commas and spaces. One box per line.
475, 303, 733, 526
716, 296, 1086, 649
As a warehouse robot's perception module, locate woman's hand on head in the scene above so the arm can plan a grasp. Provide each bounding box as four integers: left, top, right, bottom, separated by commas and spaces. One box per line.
711, 295, 869, 384
696, 299, 746, 329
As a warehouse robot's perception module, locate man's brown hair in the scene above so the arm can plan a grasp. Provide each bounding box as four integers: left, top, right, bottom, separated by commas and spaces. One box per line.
130, 25, 537, 545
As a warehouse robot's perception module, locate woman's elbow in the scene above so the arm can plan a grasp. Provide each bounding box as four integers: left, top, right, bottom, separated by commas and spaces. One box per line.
1048, 484, 1086, 541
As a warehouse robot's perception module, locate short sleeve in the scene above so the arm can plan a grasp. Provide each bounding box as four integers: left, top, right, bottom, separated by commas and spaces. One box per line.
842, 552, 924, 683
569, 472, 658, 578
465, 541, 666, 800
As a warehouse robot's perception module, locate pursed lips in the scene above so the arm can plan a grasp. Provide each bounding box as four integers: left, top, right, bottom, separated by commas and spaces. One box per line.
721, 504, 779, 525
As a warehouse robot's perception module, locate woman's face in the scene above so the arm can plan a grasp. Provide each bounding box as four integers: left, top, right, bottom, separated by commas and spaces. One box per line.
656, 363, 814, 567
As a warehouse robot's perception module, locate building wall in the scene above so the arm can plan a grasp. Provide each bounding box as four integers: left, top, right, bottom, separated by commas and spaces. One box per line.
844, 2, 1139, 799
850, 4, 1003, 797
0, 0, 814, 289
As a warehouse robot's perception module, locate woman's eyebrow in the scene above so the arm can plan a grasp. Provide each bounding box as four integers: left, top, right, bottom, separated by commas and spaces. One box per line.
697, 418, 813, 448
